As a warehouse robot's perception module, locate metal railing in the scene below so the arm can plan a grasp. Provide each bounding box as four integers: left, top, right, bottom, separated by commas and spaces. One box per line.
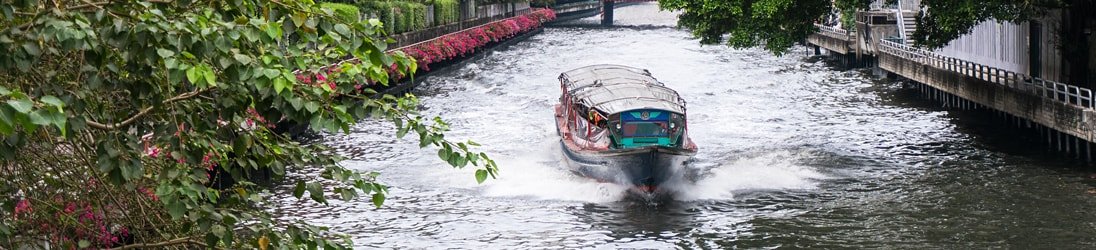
814, 23, 852, 41
878, 39, 1094, 109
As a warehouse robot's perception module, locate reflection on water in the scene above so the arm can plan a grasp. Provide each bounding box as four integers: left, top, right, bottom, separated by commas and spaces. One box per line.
269, 3, 1096, 249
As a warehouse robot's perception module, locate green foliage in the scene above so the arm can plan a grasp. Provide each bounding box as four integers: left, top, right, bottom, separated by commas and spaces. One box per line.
913, 0, 1064, 48
434, 0, 460, 25
477, 0, 524, 4
658, 0, 870, 55
321, 2, 363, 23
348, 1, 429, 34
530, 0, 556, 8
0, 0, 498, 249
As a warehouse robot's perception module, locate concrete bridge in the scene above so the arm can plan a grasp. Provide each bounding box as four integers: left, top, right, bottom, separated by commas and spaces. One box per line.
807, 12, 1096, 161
549, 0, 658, 25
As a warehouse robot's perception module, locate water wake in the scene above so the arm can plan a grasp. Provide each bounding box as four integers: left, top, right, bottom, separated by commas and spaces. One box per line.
669, 150, 828, 201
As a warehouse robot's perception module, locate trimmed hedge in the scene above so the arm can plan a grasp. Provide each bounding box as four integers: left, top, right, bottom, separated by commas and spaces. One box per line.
433, 0, 460, 25
320, 2, 362, 23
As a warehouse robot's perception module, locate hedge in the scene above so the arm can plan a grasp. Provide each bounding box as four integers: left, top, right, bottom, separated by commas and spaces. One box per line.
433, 0, 460, 25
349, 1, 428, 34
320, 2, 362, 23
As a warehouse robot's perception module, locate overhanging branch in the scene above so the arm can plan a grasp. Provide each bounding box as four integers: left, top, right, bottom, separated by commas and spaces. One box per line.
86, 88, 210, 130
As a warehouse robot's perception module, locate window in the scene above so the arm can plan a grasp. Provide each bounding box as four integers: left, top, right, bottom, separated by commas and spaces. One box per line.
621, 122, 668, 137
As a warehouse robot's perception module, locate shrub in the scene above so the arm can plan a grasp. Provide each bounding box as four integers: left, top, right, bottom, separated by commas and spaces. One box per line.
433, 0, 460, 25
321, 2, 362, 23
530, 0, 556, 7
401, 8, 556, 71
351, 1, 428, 34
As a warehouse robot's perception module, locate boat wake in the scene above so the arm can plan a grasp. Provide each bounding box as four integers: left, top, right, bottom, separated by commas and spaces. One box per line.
668, 150, 829, 201
479, 142, 827, 204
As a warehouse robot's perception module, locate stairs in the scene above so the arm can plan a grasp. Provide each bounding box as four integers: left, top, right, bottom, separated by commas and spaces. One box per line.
900, 11, 917, 45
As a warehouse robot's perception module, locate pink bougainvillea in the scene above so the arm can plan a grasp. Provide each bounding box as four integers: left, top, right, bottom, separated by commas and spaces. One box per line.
400, 8, 557, 72
297, 9, 556, 89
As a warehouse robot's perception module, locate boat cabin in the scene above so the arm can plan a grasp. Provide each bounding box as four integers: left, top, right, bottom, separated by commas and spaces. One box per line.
558, 65, 689, 150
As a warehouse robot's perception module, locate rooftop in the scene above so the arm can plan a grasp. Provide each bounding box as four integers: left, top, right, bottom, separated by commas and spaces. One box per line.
560, 64, 686, 114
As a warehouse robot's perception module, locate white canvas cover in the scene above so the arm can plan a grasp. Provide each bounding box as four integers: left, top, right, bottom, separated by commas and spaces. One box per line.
560, 64, 686, 115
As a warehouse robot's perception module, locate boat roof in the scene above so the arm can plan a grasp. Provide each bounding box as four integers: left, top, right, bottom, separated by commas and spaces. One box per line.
560, 64, 686, 115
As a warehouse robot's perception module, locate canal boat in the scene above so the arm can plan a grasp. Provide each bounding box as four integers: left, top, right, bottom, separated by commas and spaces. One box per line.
554, 64, 697, 193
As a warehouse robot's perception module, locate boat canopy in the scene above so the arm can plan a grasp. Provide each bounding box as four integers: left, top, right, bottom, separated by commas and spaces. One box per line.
559, 64, 686, 115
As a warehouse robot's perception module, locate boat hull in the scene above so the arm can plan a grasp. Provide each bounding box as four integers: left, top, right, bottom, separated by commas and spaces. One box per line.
560, 142, 693, 193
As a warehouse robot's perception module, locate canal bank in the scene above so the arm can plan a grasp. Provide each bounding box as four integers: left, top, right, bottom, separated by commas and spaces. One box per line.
807, 6, 1096, 162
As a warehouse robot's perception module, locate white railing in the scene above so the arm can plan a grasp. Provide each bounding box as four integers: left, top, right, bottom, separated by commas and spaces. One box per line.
879, 39, 1094, 109
814, 23, 851, 41
869, 0, 886, 10
870, 0, 920, 10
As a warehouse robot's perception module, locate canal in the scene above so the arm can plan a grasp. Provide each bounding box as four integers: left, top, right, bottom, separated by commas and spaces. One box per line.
270, 3, 1096, 248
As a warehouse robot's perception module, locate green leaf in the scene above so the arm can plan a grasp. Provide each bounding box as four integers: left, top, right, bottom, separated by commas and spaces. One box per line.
233, 53, 252, 65
304, 101, 319, 113
371, 192, 385, 208
291, 12, 307, 28
307, 182, 325, 204
0, 86, 9, 96
0, 107, 13, 135
29, 110, 50, 126
21, 42, 40, 56
293, 180, 306, 198
334, 24, 350, 35
263, 68, 279, 79
212, 225, 226, 238
167, 200, 186, 219
475, 169, 488, 184
156, 48, 175, 58
288, 97, 302, 111
265, 24, 282, 40
395, 122, 409, 139
437, 148, 449, 161
48, 110, 66, 137
273, 77, 287, 94
39, 95, 63, 111
186, 66, 202, 84
78, 240, 90, 248
6, 99, 32, 113
203, 65, 216, 87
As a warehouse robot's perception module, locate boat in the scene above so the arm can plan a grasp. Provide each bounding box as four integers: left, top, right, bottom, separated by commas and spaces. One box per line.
554, 64, 698, 194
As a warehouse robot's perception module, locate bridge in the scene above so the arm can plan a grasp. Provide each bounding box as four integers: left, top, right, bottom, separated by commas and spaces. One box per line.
807, 3, 1096, 160
548, 0, 658, 25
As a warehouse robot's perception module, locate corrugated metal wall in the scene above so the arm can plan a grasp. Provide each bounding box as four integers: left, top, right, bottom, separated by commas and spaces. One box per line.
932, 11, 1063, 82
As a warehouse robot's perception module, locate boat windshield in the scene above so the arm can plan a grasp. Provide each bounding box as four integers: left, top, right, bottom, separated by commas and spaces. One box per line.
622, 122, 668, 137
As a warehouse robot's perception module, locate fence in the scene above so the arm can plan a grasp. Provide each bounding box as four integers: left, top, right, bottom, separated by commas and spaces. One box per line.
878, 39, 1094, 109
814, 23, 851, 41
869, 0, 920, 10
389, 8, 536, 49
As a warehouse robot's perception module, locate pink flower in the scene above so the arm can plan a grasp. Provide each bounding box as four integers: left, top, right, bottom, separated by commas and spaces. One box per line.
63, 202, 76, 214
145, 145, 162, 158
13, 199, 31, 216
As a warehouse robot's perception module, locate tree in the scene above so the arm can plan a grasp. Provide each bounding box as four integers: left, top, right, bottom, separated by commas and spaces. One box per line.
657, 0, 870, 55
0, 0, 497, 248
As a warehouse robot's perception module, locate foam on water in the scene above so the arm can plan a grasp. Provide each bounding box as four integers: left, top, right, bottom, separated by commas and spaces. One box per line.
479, 140, 632, 203
669, 150, 828, 201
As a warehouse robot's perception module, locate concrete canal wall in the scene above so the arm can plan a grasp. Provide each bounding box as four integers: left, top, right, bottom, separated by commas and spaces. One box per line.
877, 42, 1096, 160
807, 9, 1096, 161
